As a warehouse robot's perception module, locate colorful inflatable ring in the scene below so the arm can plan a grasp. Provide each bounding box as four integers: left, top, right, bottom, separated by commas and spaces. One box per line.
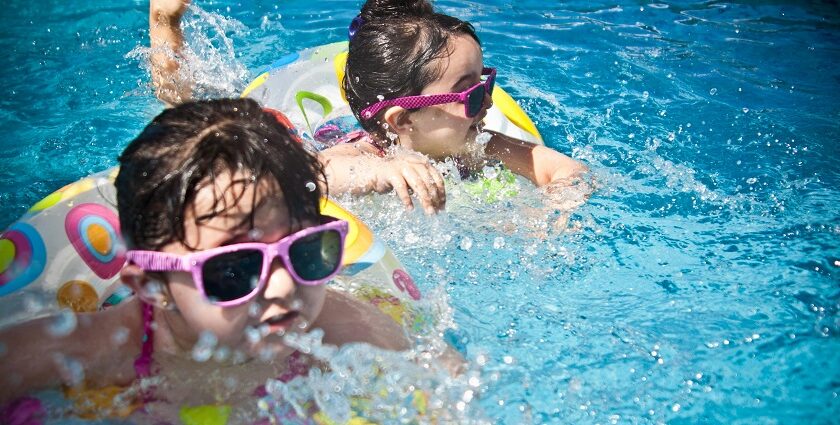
0, 167, 425, 333
243, 41, 543, 145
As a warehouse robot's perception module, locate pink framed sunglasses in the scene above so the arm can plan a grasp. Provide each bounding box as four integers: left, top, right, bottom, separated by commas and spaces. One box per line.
125, 217, 348, 307
360, 67, 497, 120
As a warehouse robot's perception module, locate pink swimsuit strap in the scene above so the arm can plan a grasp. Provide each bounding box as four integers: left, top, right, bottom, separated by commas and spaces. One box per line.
134, 301, 155, 379
133, 301, 157, 406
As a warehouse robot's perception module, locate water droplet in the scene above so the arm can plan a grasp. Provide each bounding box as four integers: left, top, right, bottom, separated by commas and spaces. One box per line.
709, 88, 718, 95
144, 280, 165, 298
482, 165, 499, 180
404, 232, 420, 244
493, 237, 506, 249
23, 293, 46, 314
458, 237, 473, 251
290, 299, 304, 310
48, 311, 77, 337
213, 346, 231, 362
249, 302, 263, 318
192, 331, 218, 362
248, 228, 264, 241
671, 403, 681, 412
53, 353, 85, 386
474, 131, 492, 145
305, 181, 317, 192
746, 177, 757, 185
111, 327, 129, 345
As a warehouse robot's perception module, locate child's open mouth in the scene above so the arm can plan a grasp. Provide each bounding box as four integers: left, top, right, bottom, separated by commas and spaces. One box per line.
263, 311, 300, 334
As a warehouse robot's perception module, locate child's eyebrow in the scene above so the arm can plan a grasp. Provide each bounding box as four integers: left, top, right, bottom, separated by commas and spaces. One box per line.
451, 73, 478, 91
225, 197, 273, 241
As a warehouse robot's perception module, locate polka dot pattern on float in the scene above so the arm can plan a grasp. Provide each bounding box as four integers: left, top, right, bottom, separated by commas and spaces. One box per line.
57, 280, 99, 313
0, 222, 47, 296
65, 203, 125, 279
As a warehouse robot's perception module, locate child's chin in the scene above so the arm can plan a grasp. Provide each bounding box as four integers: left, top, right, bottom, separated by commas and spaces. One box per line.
247, 335, 296, 361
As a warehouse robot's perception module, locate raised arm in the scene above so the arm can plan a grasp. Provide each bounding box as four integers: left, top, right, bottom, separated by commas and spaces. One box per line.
149, 0, 192, 106
484, 130, 588, 186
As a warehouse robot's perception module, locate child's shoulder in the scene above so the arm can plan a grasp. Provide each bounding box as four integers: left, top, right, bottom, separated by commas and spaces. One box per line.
314, 289, 409, 351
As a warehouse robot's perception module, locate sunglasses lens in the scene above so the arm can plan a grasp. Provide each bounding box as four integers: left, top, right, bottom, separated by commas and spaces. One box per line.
467, 86, 486, 117
201, 250, 263, 303
288, 229, 343, 282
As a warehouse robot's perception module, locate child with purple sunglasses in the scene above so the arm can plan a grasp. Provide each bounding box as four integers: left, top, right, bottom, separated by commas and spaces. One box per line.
0, 98, 409, 421
320, 0, 589, 212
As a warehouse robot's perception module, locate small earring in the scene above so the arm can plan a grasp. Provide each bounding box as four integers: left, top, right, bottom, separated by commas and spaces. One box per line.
161, 298, 169, 308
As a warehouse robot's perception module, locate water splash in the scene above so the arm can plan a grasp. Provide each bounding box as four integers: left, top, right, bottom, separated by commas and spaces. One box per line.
192, 330, 219, 362
257, 329, 491, 424
127, 4, 249, 100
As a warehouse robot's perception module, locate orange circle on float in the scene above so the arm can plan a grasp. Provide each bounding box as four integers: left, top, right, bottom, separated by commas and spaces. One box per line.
86, 223, 112, 256
56, 280, 99, 313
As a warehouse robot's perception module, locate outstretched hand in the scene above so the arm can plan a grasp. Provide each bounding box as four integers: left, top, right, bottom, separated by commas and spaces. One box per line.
371, 149, 446, 214
320, 143, 446, 214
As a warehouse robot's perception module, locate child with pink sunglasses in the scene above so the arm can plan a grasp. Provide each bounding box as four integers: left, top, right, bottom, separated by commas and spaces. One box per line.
149, 0, 587, 215
0, 98, 408, 421
320, 0, 589, 213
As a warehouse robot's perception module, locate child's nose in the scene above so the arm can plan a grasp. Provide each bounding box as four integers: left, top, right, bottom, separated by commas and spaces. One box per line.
261, 258, 296, 301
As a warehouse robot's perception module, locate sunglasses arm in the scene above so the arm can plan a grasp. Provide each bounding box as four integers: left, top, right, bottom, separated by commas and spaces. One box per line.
362, 94, 462, 119
125, 250, 192, 273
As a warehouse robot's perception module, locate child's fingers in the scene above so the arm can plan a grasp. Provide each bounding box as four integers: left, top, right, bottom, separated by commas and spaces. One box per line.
417, 166, 444, 212
403, 167, 436, 214
389, 175, 415, 210
426, 165, 446, 209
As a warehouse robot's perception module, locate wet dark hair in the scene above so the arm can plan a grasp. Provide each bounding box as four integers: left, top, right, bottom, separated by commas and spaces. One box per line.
116, 98, 325, 251
343, 0, 479, 143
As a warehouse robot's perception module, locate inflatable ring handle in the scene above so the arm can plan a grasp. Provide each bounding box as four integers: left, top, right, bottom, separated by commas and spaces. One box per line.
295, 91, 333, 134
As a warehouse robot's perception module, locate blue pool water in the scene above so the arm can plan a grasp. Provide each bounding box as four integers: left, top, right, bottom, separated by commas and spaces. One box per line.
2, 0, 839, 423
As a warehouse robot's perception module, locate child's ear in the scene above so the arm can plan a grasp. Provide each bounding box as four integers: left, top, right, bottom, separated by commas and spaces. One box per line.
120, 264, 170, 308
382, 106, 413, 135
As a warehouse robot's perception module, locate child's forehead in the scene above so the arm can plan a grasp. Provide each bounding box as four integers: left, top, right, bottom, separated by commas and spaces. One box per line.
189, 173, 288, 230
424, 35, 483, 90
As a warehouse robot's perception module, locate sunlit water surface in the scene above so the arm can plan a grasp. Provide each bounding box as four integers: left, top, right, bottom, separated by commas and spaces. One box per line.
1, 0, 839, 423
